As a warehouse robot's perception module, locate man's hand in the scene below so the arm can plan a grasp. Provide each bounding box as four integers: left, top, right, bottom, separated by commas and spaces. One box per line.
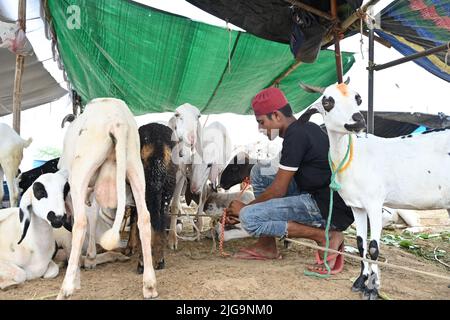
224, 200, 245, 225
227, 200, 245, 217
224, 215, 240, 225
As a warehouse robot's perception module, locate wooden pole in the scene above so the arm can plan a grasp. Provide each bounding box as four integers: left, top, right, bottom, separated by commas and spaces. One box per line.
271, 60, 302, 87
12, 0, 27, 134
330, 0, 343, 83
321, 0, 380, 46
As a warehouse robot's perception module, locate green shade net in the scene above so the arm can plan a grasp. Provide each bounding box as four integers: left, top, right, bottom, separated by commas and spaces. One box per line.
47, 0, 355, 115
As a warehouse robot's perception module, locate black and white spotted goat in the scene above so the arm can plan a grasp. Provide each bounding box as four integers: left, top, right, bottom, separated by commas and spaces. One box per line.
0, 171, 69, 289
300, 78, 450, 300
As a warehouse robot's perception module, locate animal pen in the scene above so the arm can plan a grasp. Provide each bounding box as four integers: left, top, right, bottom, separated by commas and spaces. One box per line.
0, 0, 449, 301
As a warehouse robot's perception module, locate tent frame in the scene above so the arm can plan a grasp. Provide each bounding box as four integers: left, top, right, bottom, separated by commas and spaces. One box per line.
12, 0, 26, 134
287, 0, 449, 134
367, 28, 450, 133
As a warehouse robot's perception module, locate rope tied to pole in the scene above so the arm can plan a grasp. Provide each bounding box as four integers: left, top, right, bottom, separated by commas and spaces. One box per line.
304, 134, 353, 278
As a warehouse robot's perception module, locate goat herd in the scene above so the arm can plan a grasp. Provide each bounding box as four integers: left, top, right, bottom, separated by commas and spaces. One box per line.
0, 98, 255, 299
0, 81, 449, 300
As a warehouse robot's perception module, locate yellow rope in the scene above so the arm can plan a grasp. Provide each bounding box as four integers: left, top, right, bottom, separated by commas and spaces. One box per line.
330, 135, 354, 173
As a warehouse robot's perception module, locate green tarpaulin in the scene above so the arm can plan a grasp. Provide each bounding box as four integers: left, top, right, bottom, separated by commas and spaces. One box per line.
47, 0, 354, 115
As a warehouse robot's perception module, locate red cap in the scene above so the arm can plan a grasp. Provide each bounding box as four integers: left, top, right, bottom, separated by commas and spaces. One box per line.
251, 87, 288, 116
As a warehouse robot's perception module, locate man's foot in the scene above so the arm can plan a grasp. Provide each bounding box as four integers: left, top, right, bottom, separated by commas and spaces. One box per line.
307, 231, 344, 274
233, 247, 282, 260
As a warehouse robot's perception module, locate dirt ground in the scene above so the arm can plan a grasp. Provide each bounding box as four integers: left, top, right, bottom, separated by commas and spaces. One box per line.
1, 231, 449, 300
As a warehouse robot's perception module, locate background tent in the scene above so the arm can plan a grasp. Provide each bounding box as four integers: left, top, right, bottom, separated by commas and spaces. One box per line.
0, 50, 66, 116
45, 0, 355, 115
0, 0, 67, 117
184, 0, 363, 44
375, 0, 450, 82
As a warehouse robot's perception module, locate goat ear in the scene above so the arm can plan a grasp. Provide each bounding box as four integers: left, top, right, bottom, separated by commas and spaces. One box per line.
299, 83, 325, 94
17, 189, 32, 245
344, 77, 350, 85
299, 107, 320, 123
196, 123, 203, 155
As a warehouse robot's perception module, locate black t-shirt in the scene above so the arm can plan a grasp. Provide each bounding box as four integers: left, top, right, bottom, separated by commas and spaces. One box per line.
279, 120, 354, 231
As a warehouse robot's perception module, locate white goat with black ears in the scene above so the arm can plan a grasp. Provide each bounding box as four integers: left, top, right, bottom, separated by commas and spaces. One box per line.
0, 171, 69, 289
300, 78, 450, 300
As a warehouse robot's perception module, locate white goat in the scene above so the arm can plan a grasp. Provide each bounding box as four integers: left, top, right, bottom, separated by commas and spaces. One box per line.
301, 79, 450, 300
53, 189, 132, 270
204, 189, 255, 241
190, 121, 233, 240
0, 123, 32, 208
56, 98, 157, 300
167, 103, 202, 249
0, 172, 67, 289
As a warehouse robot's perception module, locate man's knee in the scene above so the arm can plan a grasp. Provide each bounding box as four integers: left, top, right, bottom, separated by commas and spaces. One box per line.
239, 206, 259, 236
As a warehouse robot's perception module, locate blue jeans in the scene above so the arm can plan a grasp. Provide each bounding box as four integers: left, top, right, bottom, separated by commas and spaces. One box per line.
240, 163, 327, 237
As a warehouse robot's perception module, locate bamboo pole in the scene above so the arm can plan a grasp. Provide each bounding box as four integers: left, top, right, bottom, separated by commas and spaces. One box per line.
331, 0, 343, 83
321, 0, 380, 46
12, 0, 27, 134
271, 60, 302, 87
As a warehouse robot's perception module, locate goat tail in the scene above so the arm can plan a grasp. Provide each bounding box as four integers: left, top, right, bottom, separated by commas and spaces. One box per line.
99, 124, 128, 251
22, 137, 32, 148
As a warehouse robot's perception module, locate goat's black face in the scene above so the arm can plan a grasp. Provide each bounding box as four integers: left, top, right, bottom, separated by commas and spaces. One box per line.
344, 112, 366, 133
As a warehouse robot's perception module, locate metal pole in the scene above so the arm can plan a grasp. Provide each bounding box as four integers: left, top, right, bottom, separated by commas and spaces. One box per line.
12, 0, 27, 134
331, 0, 343, 83
367, 11, 375, 134
373, 41, 450, 71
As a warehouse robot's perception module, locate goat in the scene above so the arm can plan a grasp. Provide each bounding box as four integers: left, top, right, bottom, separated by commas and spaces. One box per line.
204, 189, 255, 241
219, 151, 256, 190
124, 123, 177, 272
56, 98, 157, 300
17, 157, 60, 196
0, 123, 32, 208
0, 172, 68, 289
190, 121, 233, 240
167, 103, 202, 250
300, 79, 450, 300
53, 191, 131, 270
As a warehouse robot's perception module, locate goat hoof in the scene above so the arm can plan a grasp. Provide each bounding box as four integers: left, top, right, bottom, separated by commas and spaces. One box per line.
155, 259, 165, 270
361, 288, 379, 300
124, 247, 134, 257
83, 260, 96, 270
352, 275, 367, 292
56, 289, 73, 300
143, 287, 159, 300
168, 239, 178, 251
137, 262, 144, 274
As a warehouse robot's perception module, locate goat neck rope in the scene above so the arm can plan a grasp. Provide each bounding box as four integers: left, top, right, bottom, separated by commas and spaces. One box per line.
329, 134, 353, 187
304, 134, 352, 279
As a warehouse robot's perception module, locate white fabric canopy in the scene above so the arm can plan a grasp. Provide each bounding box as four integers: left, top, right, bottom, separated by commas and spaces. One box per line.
0, 0, 67, 117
